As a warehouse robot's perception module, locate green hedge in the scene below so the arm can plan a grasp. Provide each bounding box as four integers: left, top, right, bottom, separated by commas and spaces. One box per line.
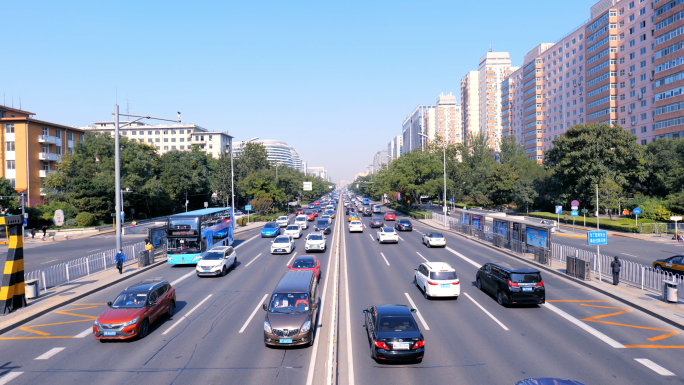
386, 204, 431, 220
527, 212, 644, 233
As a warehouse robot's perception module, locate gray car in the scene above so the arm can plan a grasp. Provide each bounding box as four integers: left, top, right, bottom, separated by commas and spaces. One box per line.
263, 270, 318, 347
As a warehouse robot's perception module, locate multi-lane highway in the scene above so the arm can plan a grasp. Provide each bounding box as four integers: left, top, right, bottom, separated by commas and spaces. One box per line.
0, 200, 682, 385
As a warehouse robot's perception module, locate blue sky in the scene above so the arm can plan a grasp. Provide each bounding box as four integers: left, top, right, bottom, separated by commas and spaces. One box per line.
2, 0, 598, 183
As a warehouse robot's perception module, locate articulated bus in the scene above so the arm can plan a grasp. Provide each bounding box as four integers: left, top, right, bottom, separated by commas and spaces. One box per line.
166, 207, 234, 265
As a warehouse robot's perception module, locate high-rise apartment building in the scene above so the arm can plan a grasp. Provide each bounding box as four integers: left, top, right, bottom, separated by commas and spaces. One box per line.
233, 139, 305, 171
373, 149, 388, 172
461, 71, 479, 141
402, 105, 432, 153
387, 135, 403, 163
424, 93, 463, 145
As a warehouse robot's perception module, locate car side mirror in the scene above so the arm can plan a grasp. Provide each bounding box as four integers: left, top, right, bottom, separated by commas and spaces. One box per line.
148, 301, 157, 307
262, 304, 268, 311
411, 308, 417, 313
107, 301, 112, 307
362, 309, 368, 314
312, 303, 319, 310
317, 262, 321, 268
413, 268, 417, 271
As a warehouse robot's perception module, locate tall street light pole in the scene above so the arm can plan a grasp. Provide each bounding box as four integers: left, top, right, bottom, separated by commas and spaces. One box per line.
419, 133, 447, 229
230, 137, 258, 213
113, 105, 180, 252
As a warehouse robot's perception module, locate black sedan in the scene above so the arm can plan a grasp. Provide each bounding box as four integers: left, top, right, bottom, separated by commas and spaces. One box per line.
363, 305, 424, 363
395, 219, 413, 231
314, 219, 332, 235
369, 218, 384, 228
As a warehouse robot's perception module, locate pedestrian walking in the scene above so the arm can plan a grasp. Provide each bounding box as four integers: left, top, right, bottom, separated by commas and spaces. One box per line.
564, 213, 568, 224
41, 225, 47, 237
115, 249, 125, 275
30, 228, 36, 239
610, 256, 621, 285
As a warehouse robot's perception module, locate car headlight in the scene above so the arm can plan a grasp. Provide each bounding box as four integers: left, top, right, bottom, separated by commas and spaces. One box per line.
93, 320, 101, 328
122, 317, 139, 327
301, 320, 311, 333
264, 320, 272, 333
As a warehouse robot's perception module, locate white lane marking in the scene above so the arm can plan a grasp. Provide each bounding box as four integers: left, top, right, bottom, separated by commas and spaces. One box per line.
40, 259, 59, 264
403, 293, 429, 330
380, 253, 390, 266
634, 359, 675, 376
307, 205, 342, 385
416, 252, 429, 262
463, 292, 509, 331
244, 253, 263, 267
342, 217, 355, 385
74, 328, 93, 338
162, 294, 213, 335
35, 347, 65, 360
398, 235, 404, 241
543, 303, 624, 348
0, 372, 23, 385
446, 247, 482, 269
235, 234, 259, 249
368, 234, 374, 241
621, 253, 639, 258
285, 252, 298, 266
238, 293, 269, 334
171, 271, 195, 287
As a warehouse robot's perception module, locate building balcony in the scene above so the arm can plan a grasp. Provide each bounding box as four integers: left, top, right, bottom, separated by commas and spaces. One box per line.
39, 170, 55, 178
39, 152, 61, 162
38, 135, 58, 144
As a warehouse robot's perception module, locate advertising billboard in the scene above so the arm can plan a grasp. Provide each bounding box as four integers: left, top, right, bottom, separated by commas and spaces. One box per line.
512, 223, 520, 241
472, 215, 483, 230
461, 213, 470, 225
493, 220, 508, 239
526, 227, 548, 248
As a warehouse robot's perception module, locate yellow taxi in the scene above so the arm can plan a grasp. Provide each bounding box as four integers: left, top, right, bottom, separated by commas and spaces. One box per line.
653, 255, 684, 274
348, 213, 359, 222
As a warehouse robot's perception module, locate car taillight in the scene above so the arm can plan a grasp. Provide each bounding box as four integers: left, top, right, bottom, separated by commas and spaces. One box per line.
452, 281, 460, 285
412, 340, 424, 349
374, 340, 389, 350
508, 280, 519, 287
427, 281, 438, 286
536, 280, 544, 287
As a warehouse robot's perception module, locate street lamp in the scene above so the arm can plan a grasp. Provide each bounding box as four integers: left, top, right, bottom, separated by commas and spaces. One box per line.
419, 133, 447, 229
230, 137, 259, 213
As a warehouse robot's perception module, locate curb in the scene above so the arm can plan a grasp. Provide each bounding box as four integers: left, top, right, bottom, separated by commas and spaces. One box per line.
417, 219, 684, 332
0, 260, 165, 336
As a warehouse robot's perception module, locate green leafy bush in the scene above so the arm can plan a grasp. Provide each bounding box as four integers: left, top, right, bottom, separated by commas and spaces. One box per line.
65, 218, 78, 227
236, 217, 248, 226
75, 212, 96, 227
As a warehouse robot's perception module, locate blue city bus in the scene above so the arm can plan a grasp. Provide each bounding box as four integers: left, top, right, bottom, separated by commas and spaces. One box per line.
166, 207, 234, 265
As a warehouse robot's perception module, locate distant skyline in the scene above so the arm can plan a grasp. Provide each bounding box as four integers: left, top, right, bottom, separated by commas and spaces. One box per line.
2, 0, 598, 183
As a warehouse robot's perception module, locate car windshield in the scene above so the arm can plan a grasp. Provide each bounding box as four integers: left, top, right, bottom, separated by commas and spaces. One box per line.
372, 218, 382, 222
274, 237, 289, 244
386, 212, 394, 215
429, 233, 444, 238
264, 223, 277, 228
382, 227, 394, 233
111, 291, 148, 309
306, 212, 313, 215
400, 220, 411, 224
377, 316, 418, 332
203, 251, 224, 261
430, 271, 458, 280
308, 235, 323, 241
278, 217, 287, 221
510, 272, 542, 283
286, 226, 300, 230
351, 221, 361, 225
293, 258, 315, 268
268, 293, 309, 313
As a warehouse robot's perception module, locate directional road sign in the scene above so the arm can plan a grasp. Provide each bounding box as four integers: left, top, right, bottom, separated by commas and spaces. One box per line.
633, 207, 641, 215
587, 230, 608, 245
555, 206, 562, 214
245, 205, 252, 211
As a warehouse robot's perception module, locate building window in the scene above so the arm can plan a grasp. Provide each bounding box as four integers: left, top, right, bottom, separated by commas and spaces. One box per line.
641, 139, 647, 145
172, 138, 176, 142
180, 145, 185, 150
6, 160, 15, 170
8, 179, 15, 188
641, 113, 647, 120
180, 138, 184, 142
164, 138, 168, 142
155, 131, 160, 135
5, 124, 14, 133
79, 134, 84, 141
147, 139, 152, 143
641, 126, 647, 133
56, 130, 61, 139
56, 146, 62, 155
164, 146, 169, 150
155, 138, 160, 142
148, 131, 152, 135
5, 142, 14, 151
42, 127, 49, 136
172, 146, 177, 150
68, 132, 73, 140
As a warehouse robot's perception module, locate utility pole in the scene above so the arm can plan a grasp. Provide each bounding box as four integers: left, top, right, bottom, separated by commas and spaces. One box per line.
230, 137, 258, 215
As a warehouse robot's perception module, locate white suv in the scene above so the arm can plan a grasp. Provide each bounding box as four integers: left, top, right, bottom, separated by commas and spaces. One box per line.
414, 262, 460, 299
295, 215, 308, 229
376, 227, 399, 244
284, 225, 302, 239
196, 246, 237, 277
276, 216, 289, 227
271, 235, 295, 254
348, 220, 363, 233
305, 232, 327, 252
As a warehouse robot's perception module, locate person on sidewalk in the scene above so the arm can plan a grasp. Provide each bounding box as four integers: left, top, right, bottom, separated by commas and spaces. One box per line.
115, 249, 125, 275
610, 256, 622, 285
564, 213, 568, 224
30, 228, 36, 239
42, 225, 47, 237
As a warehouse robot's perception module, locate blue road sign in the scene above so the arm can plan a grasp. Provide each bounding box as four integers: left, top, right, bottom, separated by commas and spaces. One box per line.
633, 207, 641, 215
450, 199, 454, 203
587, 230, 608, 245
245, 205, 252, 211
555, 206, 562, 214
571, 210, 579, 217
121, 212, 124, 220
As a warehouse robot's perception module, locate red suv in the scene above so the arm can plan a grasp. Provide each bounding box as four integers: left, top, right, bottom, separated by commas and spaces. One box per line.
306, 211, 316, 221
384, 212, 396, 221
288, 255, 321, 280
93, 279, 176, 341
296, 209, 305, 215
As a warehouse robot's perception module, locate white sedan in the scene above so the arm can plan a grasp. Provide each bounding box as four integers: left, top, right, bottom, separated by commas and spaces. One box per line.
196, 246, 237, 277
276, 216, 289, 227
414, 262, 460, 299
295, 215, 308, 229
348, 220, 363, 233
376, 227, 399, 244
284, 225, 302, 239
422, 232, 446, 248
271, 235, 295, 254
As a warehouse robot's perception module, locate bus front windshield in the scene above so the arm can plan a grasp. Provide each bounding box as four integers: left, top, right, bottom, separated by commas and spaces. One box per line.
169, 218, 198, 231
168, 238, 201, 254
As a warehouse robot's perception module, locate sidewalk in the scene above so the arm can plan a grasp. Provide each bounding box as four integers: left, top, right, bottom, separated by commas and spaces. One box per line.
418, 218, 684, 330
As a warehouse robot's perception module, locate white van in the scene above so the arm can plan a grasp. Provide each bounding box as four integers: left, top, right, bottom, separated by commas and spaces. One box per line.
295, 215, 309, 230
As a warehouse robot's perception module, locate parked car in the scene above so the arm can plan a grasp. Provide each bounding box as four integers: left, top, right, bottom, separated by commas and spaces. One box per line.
196, 246, 237, 277
271, 235, 295, 254
475, 262, 545, 306
414, 262, 459, 299
421, 232, 445, 248
363, 304, 424, 363
395, 219, 413, 231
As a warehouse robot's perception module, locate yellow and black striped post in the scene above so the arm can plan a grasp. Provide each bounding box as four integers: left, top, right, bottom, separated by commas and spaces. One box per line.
0, 215, 26, 314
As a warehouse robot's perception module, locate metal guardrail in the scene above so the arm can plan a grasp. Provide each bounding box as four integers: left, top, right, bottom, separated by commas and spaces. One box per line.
25, 241, 147, 293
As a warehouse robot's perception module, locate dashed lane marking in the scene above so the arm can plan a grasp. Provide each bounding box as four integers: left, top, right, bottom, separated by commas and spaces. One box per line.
380, 253, 390, 266
416, 252, 429, 262
634, 359, 676, 376
464, 292, 509, 331
239, 293, 269, 334
445, 247, 482, 269
74, 328, 93, 338
0, 372, 23, 385
244, 253, 263, 267
285, 252, 298, 266
35, 347, 65, 360
163, 294, 213, 336
404, 293, 429, 330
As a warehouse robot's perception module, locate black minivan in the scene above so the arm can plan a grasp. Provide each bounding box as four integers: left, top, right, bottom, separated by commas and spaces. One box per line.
475, 262, 545, 306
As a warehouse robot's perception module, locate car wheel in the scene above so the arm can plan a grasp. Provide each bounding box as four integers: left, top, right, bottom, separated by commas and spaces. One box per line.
138, 319, 149, 339
221, 266, 227, 276
497, 291, 504, 306
168, 301, 175, 317
232, 258, 237, 269
476, 278, 482, 291
423, 287, 429, 299
426, 241, 431, 248
655, 265, 662, 271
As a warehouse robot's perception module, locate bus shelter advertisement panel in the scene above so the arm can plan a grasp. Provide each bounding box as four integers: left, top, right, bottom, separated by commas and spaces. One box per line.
472, 215, 483, 230
526, 227, 548, 248
462, 213, 470, 226
493, 220, 507, 239
512, 223, 520, 241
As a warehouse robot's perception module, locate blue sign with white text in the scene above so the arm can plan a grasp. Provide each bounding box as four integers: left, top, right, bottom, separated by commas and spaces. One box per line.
555, 206, 562, 214
587, 230, 608, 245
571, 210, 578, 217
245, 205, 252, 211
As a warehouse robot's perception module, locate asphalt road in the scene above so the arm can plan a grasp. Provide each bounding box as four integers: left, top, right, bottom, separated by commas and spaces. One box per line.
0, 200, 682, 384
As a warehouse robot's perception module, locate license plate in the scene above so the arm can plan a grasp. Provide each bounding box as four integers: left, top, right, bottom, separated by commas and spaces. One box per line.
277, 249, 284, 252
104, 331, 116, 336
523, 287, 533, 292
393, 342, 409, 350
441, 284, 450, 288
280, 339, 293, 344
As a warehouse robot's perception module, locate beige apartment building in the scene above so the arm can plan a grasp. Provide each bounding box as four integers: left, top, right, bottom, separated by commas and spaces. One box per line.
461, 71, 479, 142
423, 93, 463, 145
